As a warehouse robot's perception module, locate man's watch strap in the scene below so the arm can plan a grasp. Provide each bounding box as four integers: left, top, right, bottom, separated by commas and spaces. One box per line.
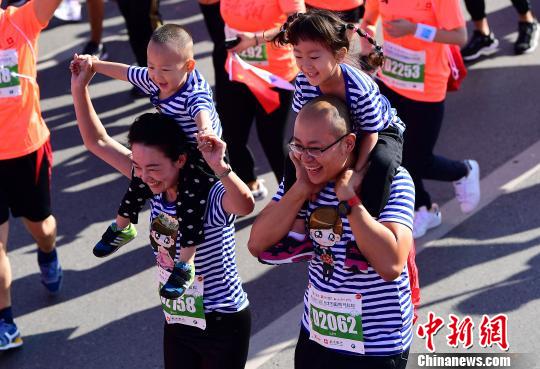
338, 195, 361, 216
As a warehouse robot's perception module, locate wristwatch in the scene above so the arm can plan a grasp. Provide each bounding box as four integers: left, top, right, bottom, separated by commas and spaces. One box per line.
337, 195, 361, 217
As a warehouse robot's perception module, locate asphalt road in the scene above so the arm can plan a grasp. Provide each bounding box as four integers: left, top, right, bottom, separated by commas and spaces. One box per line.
1, 0, 539, 368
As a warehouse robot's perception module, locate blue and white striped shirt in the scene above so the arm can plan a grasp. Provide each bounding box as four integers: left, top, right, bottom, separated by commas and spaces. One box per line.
149, 182, 248, 313
128, 66, 222, 142
273, 167, 415, 356
292, 63, 405, 134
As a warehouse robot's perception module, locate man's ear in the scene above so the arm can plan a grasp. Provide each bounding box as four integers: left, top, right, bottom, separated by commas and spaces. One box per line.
185, 59, 196, 72
343, 133, 356, 153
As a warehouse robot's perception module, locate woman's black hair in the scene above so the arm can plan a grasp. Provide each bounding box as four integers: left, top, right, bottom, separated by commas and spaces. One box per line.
273, 9, 384, 71
127, 113, 188, 161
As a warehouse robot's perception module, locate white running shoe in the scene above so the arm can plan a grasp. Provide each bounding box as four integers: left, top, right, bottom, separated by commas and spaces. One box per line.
453, 160, 480, 213
54, 0, 81, 22
413, 204, 442, 239
251, 179, 268, 201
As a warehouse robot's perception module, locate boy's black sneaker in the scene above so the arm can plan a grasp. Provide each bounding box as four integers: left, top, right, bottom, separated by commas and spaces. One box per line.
81, 41, 109, 60
514, 21, 539, 55
461, 31, 499, 61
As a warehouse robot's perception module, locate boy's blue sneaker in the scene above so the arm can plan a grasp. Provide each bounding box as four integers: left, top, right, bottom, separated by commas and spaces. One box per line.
93, 222, 137, 258
0, 320, 23, 351
160, 262, 195, 300
39, 258, 63, 294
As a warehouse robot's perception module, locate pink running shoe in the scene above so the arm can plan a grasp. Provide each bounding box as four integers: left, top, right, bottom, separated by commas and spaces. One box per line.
258, 236, 314, 265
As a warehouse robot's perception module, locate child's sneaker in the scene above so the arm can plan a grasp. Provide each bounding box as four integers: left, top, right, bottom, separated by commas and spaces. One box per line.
413, 204, 442, 239
93, 222, 137, 258
258, 236, 314, 265
160, 261, 195, 300
0, 320, 23, 351
453, 160, 480, 213
39, 258, 63, 294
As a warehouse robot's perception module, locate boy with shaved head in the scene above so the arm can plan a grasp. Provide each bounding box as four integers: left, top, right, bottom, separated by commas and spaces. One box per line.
72, 24, 223, 299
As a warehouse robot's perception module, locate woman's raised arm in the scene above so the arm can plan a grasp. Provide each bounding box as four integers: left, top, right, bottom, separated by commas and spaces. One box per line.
70, 57, 133, 178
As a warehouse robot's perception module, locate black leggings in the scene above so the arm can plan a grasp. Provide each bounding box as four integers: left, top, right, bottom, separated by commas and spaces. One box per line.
116, 0, 161, 67
464, 0, 532, 21
295, 328, 409, 369
218, 80, 292, 184
378, 83, 467, 210
163, 307, 251, 369
199, 1, 228, 101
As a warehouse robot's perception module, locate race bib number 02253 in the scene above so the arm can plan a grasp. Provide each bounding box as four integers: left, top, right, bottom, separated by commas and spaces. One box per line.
381, 42, 426, 92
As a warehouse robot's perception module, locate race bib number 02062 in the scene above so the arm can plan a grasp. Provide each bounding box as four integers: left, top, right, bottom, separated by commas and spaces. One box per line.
307, 284, 365, 354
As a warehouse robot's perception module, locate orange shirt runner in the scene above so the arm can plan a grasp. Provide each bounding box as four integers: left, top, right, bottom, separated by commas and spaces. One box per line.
220, 0, 305, 82
0, 2, 50, 160
365, 0, 464, 102
305, 0, 363, 11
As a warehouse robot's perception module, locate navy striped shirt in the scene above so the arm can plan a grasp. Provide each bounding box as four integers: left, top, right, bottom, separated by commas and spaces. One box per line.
292, 63, 405, 134
128, 66, 222, 142
273, 167, 415, 355
149, 182, 248, 313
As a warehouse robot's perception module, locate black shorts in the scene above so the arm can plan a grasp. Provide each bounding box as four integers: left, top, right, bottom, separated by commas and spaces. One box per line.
0, 140, 53, 224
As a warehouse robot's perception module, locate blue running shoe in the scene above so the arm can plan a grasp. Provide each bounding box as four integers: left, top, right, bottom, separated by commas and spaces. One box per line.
39, 258, 63, 294
0, 320, 23, 351
160, 262, 195, 300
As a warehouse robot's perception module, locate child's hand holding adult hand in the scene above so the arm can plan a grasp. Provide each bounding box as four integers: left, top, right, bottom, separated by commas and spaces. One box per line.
70, 54, 95, 90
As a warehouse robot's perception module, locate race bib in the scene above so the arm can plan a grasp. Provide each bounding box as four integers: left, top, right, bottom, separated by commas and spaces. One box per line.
380, 41, 425, 92
307, 284, 364, 354
238, 44, 268, 65
157, 266, 206, 330
224, 24, 269, 66
0, 49, 22, 97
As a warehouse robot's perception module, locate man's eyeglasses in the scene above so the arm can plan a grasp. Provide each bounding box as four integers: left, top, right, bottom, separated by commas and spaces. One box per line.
288, 133, 349, 158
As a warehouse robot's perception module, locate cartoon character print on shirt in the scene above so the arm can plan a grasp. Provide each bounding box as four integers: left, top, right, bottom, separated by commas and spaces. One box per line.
150, 213, 179, 271
308, 207, 343, 282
